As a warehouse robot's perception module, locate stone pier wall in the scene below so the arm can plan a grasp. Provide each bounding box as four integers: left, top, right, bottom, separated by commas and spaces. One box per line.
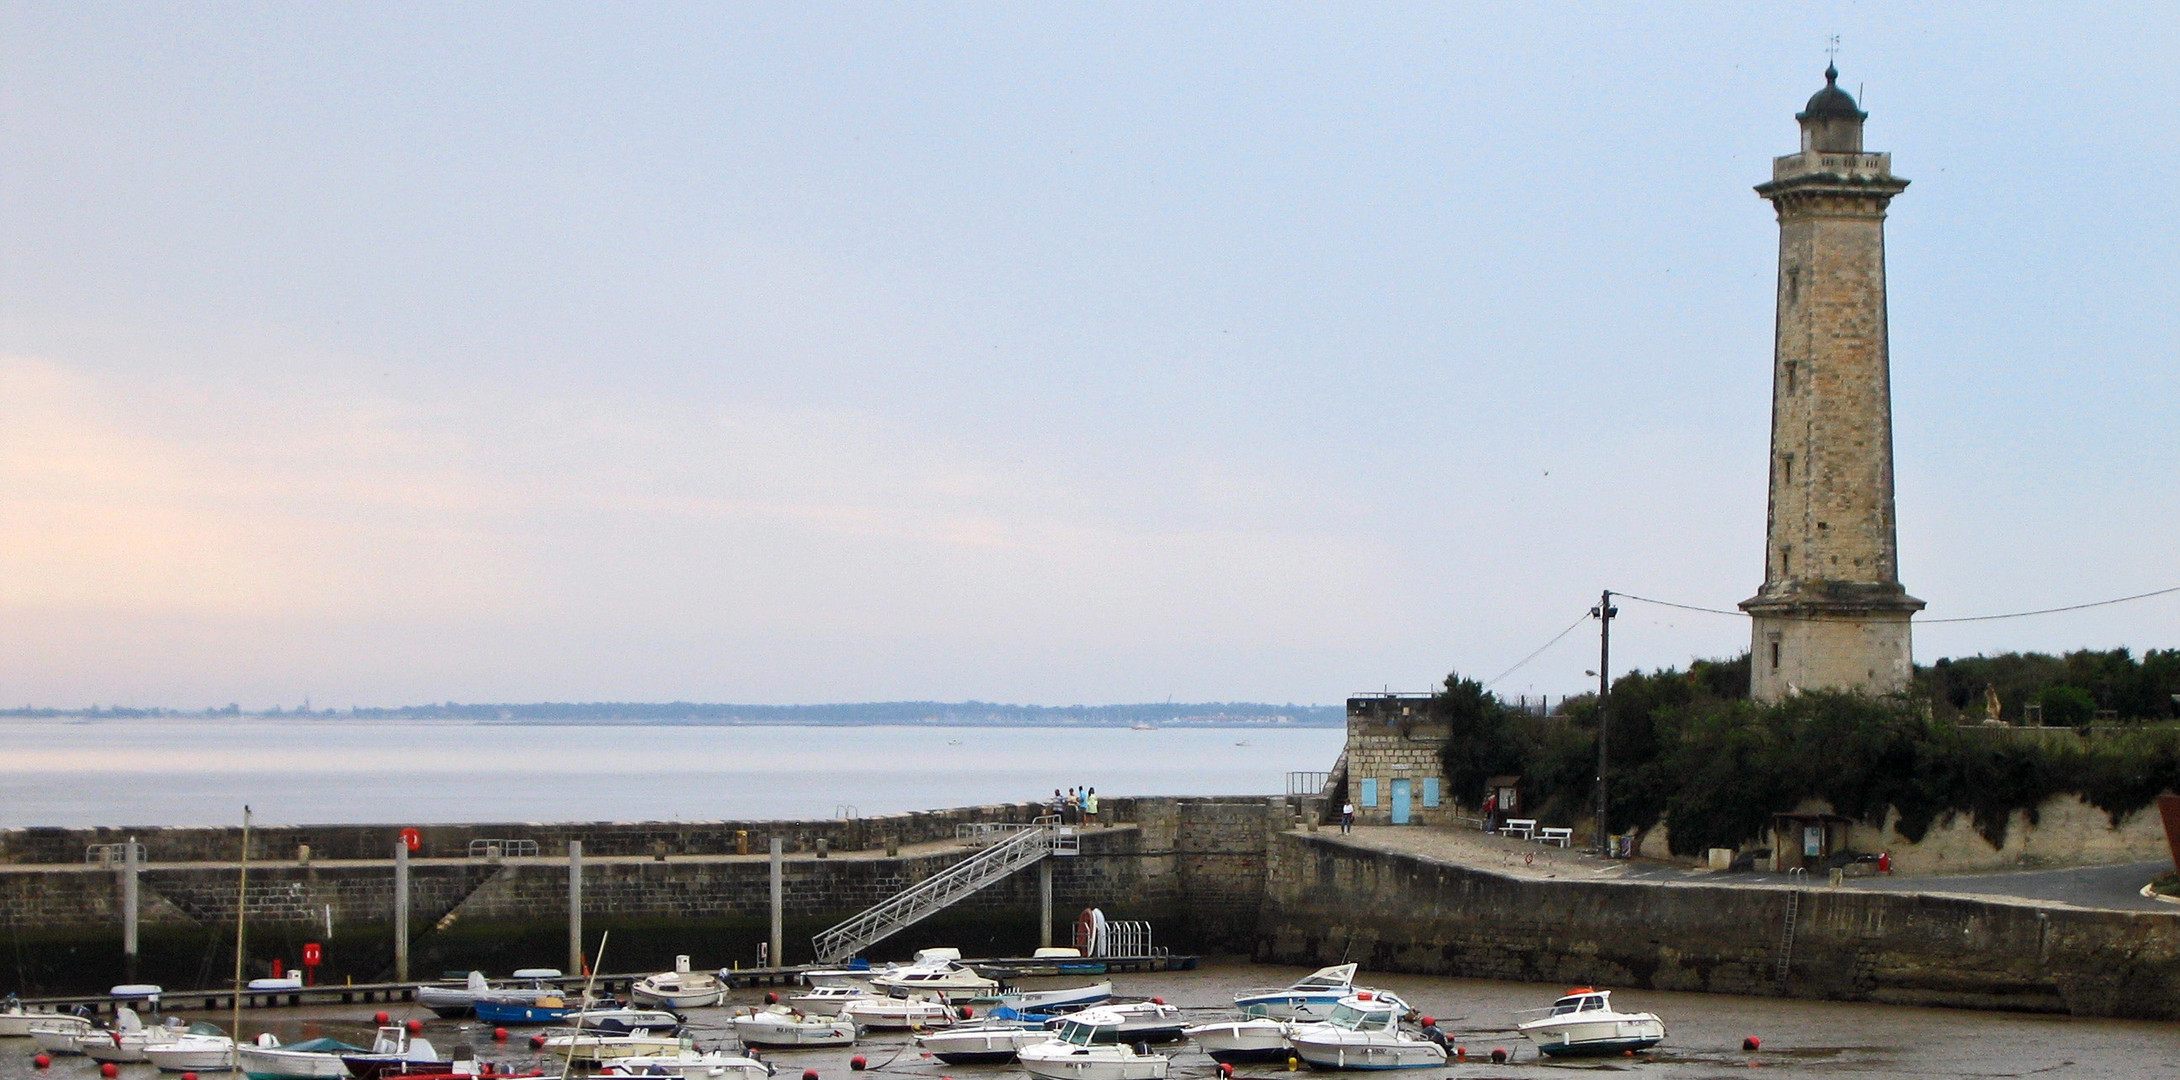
1256, 832, 2180, 1019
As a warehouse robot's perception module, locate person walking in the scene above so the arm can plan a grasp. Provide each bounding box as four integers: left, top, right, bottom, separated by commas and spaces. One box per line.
1083, 788, 1099, 827
1340, 801, 1355, 833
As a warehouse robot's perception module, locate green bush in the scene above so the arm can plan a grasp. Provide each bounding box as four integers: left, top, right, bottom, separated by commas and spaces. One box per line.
2039, 684, 2098, 728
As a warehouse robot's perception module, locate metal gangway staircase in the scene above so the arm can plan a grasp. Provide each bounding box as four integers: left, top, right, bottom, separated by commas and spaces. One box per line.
811, 815, 1078, 965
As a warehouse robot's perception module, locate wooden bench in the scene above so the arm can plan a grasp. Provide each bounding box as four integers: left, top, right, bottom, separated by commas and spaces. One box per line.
1502, 818, 1536, 840
1538, 827, 1573, 848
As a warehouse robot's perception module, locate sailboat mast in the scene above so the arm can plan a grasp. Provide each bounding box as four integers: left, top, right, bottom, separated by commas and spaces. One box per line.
230, 805, 250, 1071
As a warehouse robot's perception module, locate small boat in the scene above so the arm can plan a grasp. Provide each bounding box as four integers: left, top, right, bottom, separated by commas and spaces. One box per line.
869, 950, 999, 1001
239, 1033, 372, 1080
475, 994, 593, 1025
75, 1008, 169, 1063
591, 1050, 769, 1080
144, 1030, 237, 1072
630, 957, 727, 1010
728, 1005, 857, 1048
914, 1020, 1052, 1065
0, 997, 93, 1039
1233, 963, 1357, 1021
839, 994, 956, 1030
1182, 1018, 1294, 1064
32, 1021, 95, 1055
1514, 988, 1665, 1058
1043, 1002, 1187, 1044
982, 981, 1112, 1012
799, 961, 873, 989
574, 1008, 683, 1034
538, 1030, 684, 1063
1018, 1015, 1168, 1080
1287, 992, 1444, 1071
419, 970, 566, 1019
248, 975, 304, 991
784, 986, 869, 1015
340, 1026, 452, 1080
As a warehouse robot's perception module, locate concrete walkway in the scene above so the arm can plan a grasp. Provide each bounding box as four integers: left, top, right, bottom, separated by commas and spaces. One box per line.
1322, 824, 2178, 914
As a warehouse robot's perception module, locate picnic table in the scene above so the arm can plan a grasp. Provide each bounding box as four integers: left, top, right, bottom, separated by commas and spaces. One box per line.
1503, 818, 1537, 840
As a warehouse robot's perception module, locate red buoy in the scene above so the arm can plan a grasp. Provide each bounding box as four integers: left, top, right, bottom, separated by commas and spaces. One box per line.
34, 1053, 52, 1069
406, 1020, 423, 1034
184, 1073, 199, 1080
1218, 1064, 1234, 1078
1418, 1016, 1435, 1028
1453, 1047, 1466, 1061
1150, 997, 1165, 1005
849, 1057, 867, 1071
957, 1005, 972, 1019
102, 1064, 120, 1078
1743, 1036, 1762, 1051
493, 1028, 509, 1042
765, 992, 778, 1005
802, 1071, 818, 1080
1489, 1048, 1508, 1064
530, 1035, 546, 1049
375, 1011, 391, 1025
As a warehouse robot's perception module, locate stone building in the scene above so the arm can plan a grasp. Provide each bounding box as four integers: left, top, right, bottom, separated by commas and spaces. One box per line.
1330, 695, 1456, 826
1740, 66, 1923, 701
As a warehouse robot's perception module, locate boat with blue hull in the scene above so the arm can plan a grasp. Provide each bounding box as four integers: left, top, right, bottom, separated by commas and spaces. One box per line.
1232, 964, 1356, 1021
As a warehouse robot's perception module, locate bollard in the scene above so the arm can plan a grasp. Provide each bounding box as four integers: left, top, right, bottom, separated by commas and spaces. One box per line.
736, 830, 749, 856
297, 844, 311, 866
885, 836, 899, 857
816, 837, 829, 859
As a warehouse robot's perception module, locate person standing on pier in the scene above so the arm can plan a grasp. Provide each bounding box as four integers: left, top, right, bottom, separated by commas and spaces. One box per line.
1340, 801, 1355, 833
1084, 788, 1099, 827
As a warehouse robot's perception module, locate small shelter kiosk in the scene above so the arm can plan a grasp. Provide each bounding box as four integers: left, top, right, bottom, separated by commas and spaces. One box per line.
1769, 811, 1854, 871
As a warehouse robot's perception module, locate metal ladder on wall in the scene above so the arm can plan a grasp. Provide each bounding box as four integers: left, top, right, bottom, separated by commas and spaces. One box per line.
1774, 884, 1802, 985
811, 816, 1078, 965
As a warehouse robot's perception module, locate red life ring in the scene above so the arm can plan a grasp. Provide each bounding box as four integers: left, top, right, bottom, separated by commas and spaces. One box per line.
399, 828, 421, 852
1073, 909, 1097, 952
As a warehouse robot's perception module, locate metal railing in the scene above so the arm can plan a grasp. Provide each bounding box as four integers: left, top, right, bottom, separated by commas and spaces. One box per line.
1286, 772, 1330, 797
87, 842, 145, 865
467, 839, 540, 859
814, 816, 1075, 964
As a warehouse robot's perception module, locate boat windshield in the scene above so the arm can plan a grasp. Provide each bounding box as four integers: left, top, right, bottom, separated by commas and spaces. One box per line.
1549, 995, 1606, 1016
1328, 1004, 1393, 1032
1057, 1021, 1100, 1047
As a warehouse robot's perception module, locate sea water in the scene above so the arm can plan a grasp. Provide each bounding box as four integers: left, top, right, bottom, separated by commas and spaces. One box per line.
0, 718, 1345, 827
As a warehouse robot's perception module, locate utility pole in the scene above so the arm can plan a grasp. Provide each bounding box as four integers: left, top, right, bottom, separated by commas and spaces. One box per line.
1592, 590, 1617, 856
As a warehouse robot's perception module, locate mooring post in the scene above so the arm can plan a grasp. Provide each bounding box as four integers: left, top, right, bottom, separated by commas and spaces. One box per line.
568, 840, 584, 974
1039, 858, 1054, 949
769, 837, 784, 967
393, 841, 410, 982
122, 836, 140, 982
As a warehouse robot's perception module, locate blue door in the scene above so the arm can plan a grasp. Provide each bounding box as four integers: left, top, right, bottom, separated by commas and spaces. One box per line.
1390, 778, 1412, 825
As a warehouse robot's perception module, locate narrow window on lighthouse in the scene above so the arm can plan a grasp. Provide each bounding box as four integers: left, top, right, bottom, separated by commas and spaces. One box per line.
1784, 361, 1798, 395
1780, 454, 1794, 483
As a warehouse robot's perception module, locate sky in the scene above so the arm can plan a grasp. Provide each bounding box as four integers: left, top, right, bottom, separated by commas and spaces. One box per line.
1, 4, 2174, 710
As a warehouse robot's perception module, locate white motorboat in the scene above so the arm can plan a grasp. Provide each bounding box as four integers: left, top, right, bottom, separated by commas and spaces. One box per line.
798, 967, 875, 989
1018, 1015, 1169, 1080
1233, 963, 1357, 1021
239, 1033, 372, 1080
1287, 993, 1444, 1071
0, 998, 93, 1039
914, 1020, 1052, 1064
575, 1007, 684, 1034
539, 1030, 684, 1062
76, 1007, 177, 1063
839, 994, 956, 1030
32, 1021, 95, 1055
785, 985, 869, 1015
630, 956, 727, 1009
145, 1030, 237, 1072
984, 981, 1112, 1011
419, 969, 566, 1018
729, 1005, 857, 1048
592, 1049, 770, 1080
1514, 988, 1665, 1058
1045, 1002, 1187, 1044
340, 1025, 452, 1080
1182, 1018, 1294, 1063
871, 958, 999, 1001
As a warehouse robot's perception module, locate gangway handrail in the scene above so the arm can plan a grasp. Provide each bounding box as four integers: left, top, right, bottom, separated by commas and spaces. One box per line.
812, 817, 1070, 964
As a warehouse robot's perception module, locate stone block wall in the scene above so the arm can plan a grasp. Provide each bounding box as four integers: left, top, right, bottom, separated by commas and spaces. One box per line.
1258, 831, 2180, 1019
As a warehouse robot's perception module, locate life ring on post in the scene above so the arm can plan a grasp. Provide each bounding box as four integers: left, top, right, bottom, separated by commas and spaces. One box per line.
399, 828, 421, 852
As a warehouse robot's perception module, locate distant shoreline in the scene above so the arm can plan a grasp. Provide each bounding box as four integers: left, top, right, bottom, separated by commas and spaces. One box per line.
0, 701, 1346, 727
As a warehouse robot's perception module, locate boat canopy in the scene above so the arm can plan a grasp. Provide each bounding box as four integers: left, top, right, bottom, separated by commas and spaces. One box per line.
1548, 993, 1609, 1016
1291, 964, 1358, 991
277, 1038, 369, 1054
1326, 1002, 1399, 1032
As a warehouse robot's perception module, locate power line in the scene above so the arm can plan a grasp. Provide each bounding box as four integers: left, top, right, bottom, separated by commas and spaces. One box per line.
1484, 610, 1593, 688
1613, 585, 2180, 625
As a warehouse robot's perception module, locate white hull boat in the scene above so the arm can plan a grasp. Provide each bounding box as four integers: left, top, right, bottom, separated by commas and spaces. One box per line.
799, 968, 874, 989
0, 1002, 93, 1039
839, 996, 955, 1030
145, 1034, 237, 1072
785, 986, 869, 1015
1287, 993, 1444, 1071
1515, 989, 1664, 1058
1019, 1018, 1168, 1080
985, 982, 1112, 1011
239, 1034, 371, 1080
630, 957, 727, 1010
1183, 1019, 1293, 1063
914, 1022, 1053, 1064
1046, 1003, 1186, 1044
33, 1025, 91, 1054
420, 969, 566, 1018
75, 1007, 167, 1063
872, 968, 999, 1001
593, 1050, 770, 1080
540, 1031, 684, 1062
729, 1007, 857, 1048
1234, 964, 1357, 1021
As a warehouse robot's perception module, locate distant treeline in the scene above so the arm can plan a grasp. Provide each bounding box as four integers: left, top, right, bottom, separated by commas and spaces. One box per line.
0, 700, 1344, 727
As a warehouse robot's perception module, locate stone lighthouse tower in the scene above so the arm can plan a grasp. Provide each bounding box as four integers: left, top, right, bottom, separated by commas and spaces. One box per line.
1740, 66, 1923, 701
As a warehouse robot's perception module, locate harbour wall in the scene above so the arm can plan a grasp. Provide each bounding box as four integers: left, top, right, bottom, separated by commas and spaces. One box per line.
1256, 832, 2180, 1020
0, 797, 1301, 994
